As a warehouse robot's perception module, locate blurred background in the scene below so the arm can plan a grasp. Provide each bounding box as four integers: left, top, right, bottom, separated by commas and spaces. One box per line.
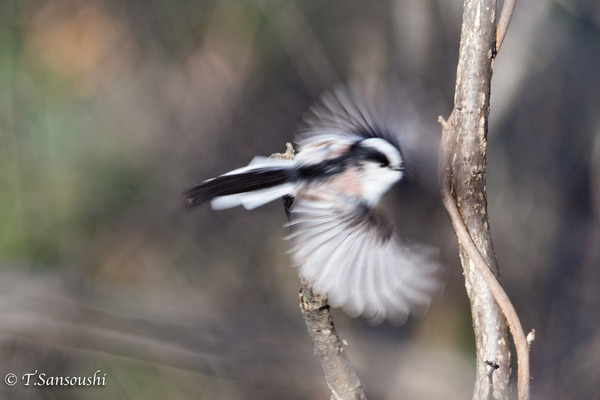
0, 0, 599, 399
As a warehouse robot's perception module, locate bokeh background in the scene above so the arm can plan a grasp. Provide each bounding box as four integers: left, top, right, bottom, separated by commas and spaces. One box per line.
1, 0, 599, 399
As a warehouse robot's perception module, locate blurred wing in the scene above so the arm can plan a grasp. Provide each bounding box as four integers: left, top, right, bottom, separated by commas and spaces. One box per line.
285, 198, 443, 325
295, 81, 441, 190
295, 82, 402, 153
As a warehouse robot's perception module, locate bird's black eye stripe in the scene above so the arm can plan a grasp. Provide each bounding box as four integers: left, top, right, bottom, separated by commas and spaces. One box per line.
365, 151, 390, 167
349, 143, 391, 167
293, 141, 399, 181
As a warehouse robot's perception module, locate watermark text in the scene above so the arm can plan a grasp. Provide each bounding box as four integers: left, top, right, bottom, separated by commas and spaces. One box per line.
4, 370, 107, 387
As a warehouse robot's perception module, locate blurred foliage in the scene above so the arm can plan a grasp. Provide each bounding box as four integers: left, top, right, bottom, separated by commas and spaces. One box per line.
0, 0, 599, 399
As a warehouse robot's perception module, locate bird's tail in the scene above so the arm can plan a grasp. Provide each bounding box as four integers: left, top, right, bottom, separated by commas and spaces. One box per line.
184, 157, 295, 210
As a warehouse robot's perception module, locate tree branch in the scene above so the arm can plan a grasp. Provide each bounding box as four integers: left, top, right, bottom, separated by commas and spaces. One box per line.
439, 1, 531, 399
496, 0, 517, 53
272, 144, 366, 400
299, 283, 366, 400
439, 115, 530, 400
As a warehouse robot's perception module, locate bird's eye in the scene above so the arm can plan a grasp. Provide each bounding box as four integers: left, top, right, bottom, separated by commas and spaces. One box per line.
379, 161, 389, 168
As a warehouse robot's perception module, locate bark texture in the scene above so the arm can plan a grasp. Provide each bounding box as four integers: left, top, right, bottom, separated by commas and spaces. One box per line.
299, 284, 366, 400
452, 1, 511, 398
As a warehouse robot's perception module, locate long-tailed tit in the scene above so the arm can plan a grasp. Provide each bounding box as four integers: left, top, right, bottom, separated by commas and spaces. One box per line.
185, 84, 443, 325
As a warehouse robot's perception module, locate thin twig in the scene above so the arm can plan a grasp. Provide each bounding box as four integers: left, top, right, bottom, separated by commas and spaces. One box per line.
495, 0, 517, 53
438, 114, 531, 400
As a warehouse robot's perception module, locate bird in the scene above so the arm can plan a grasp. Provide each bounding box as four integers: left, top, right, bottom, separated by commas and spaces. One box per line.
184, 84, 443, 325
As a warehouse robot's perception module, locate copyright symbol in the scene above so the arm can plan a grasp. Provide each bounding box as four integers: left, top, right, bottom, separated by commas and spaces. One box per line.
4, 373, 17, 386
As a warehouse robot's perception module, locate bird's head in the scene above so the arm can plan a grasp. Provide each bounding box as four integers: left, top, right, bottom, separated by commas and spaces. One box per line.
352, 138, 404, 205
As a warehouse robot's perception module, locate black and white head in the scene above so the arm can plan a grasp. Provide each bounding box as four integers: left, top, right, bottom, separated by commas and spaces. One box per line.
349, 137, 405, 205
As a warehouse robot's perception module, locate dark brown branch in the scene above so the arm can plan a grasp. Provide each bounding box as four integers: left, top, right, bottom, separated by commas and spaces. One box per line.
272, 144, 366, 400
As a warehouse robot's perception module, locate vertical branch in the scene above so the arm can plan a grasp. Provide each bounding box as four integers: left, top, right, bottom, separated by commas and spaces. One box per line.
272, 144, 366, 400
448, 0, 510, 399
439, 115, 531, 400
440, 0, 531, 400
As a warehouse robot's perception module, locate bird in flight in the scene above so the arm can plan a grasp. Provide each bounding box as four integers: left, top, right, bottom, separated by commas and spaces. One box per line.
185, 85, 442, 325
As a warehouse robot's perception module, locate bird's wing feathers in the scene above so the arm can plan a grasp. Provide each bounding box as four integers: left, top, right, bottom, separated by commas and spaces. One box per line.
285, 198, 443, 325
295, 84, 401, 152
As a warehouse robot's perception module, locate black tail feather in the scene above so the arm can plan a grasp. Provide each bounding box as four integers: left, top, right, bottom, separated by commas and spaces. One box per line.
184, 168, 292, 207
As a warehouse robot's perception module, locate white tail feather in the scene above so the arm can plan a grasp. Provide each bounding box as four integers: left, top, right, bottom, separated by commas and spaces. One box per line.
211, 183, 295, 210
